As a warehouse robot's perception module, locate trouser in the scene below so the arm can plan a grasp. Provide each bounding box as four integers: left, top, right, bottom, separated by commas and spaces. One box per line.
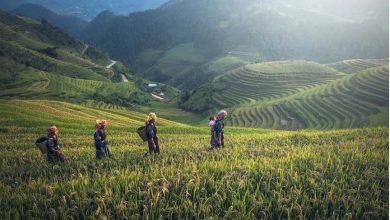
216, 133, 224, 147
148, 136, 160, 153
47, 148, 66, 163
96, 142, 111, 159
210, 135, 217, 147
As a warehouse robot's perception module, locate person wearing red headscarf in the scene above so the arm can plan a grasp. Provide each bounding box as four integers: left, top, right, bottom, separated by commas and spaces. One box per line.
94, 120, 112, 159
46, 126, 66, 163
214, 110, 228, 148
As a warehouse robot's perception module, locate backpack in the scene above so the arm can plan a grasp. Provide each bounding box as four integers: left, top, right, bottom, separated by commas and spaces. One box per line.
35, 136, 48, 154
137, 126, 148, 142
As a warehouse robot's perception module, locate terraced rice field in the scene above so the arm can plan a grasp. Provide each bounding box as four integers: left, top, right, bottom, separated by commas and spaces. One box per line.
0, 67, 138, 102
0, 100, 388, 219
211, 60, 345, 108
327, 58, 389, 74
227, 66, 389, 130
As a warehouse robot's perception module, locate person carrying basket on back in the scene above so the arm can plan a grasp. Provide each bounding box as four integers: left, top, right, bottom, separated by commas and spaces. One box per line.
94, 120, 112, 159
214, 110, 228, 148
145, 113, 160, 154
46, 126, 67, 163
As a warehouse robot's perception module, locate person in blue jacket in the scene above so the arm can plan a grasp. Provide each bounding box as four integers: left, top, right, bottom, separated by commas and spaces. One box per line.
46, 126, 66, 163
94, 120, 112, 159
145, 113, 160, 154
214, 110, 228, 148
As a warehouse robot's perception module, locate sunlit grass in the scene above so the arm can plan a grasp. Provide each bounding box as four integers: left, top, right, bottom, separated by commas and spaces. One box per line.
0, 100, 388, 219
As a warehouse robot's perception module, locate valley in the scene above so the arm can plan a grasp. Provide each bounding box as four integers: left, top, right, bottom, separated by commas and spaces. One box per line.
0, 1, 388, 218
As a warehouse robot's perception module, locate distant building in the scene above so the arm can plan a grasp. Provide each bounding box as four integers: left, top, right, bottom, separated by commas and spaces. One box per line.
146, 83, 162, 93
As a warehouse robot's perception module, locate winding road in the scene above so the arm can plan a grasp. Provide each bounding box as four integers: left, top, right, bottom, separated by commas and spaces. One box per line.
106, 60, 117, 69
151, 93, 165, 101
105, 60, 164, 100
81, 44, 89, 55
121, 74, 129, 82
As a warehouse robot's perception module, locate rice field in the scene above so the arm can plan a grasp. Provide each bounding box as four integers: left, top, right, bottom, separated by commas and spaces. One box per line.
211, 60, 345, 107
0, 64, 139, 104
0, 100, 388, 219
327, 58, 389, 74
226, 65, 389, 130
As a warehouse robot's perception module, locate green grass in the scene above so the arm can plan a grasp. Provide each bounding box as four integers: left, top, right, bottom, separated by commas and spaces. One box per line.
138, 99, 205, 125
0, 99, 388, 219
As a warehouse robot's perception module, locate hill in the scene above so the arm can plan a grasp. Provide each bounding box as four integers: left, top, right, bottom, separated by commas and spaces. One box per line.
0, 99, 387, 219
0, 11, 202, 123
180, 60, 389, 130
0, 10, 110, 66
180, 60, 345, 112
11, 3, 88, 37
81, 0, 388, 86
0, 0, 169, 21
80, 11, 116, 45
0, 11, 151, 107
227, 65, 389, 130
327, 58, 389, 74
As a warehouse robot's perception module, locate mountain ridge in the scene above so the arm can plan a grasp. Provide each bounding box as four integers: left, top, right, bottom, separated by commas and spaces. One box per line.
11, 3, 88, 37
81, 0, 388, 89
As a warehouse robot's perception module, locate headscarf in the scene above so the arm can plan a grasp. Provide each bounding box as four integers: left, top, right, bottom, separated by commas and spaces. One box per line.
216, 110, 228, 121
47, 126, 58, 135
145, 113, 157, 125
96, 120, 108, 131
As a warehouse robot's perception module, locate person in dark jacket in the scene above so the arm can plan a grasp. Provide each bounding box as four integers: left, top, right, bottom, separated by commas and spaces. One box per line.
145, 113, 160, 154
209, 116, 217, 147
214, 110, 228, 148
46, 126, 66, 163
94, 120, 112, 159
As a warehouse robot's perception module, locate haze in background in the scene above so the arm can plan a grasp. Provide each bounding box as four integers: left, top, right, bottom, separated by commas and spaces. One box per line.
0, 0, 169, 21
78, 0, 388, 90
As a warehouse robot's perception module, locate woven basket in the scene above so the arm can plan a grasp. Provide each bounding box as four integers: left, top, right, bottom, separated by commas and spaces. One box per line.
35, 137, 47, 154
137, 126, 148, 142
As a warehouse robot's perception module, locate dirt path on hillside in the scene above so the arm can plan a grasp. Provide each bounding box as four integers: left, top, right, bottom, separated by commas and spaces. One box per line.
151, 93, 165, 101
81, 44, 89, 56
121, 74, 129, 82
106, 60, 117, 69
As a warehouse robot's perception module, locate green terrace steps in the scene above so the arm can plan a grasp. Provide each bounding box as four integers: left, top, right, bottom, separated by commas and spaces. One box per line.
226, 66, 389, 130
211, 61, 344, 106
327, 58, 389, 74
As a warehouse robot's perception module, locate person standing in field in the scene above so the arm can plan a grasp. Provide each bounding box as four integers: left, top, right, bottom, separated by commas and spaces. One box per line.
214, 110, 228, 148
94, 120, 112, 159
209, 116, 217, 147
145, 113, 160, 154
46, 126, 67, 163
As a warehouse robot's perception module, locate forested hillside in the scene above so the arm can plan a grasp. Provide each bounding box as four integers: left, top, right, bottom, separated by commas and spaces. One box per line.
0, 11, 149, 107
11, 3, 88, 37
81, 0, 388, 88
